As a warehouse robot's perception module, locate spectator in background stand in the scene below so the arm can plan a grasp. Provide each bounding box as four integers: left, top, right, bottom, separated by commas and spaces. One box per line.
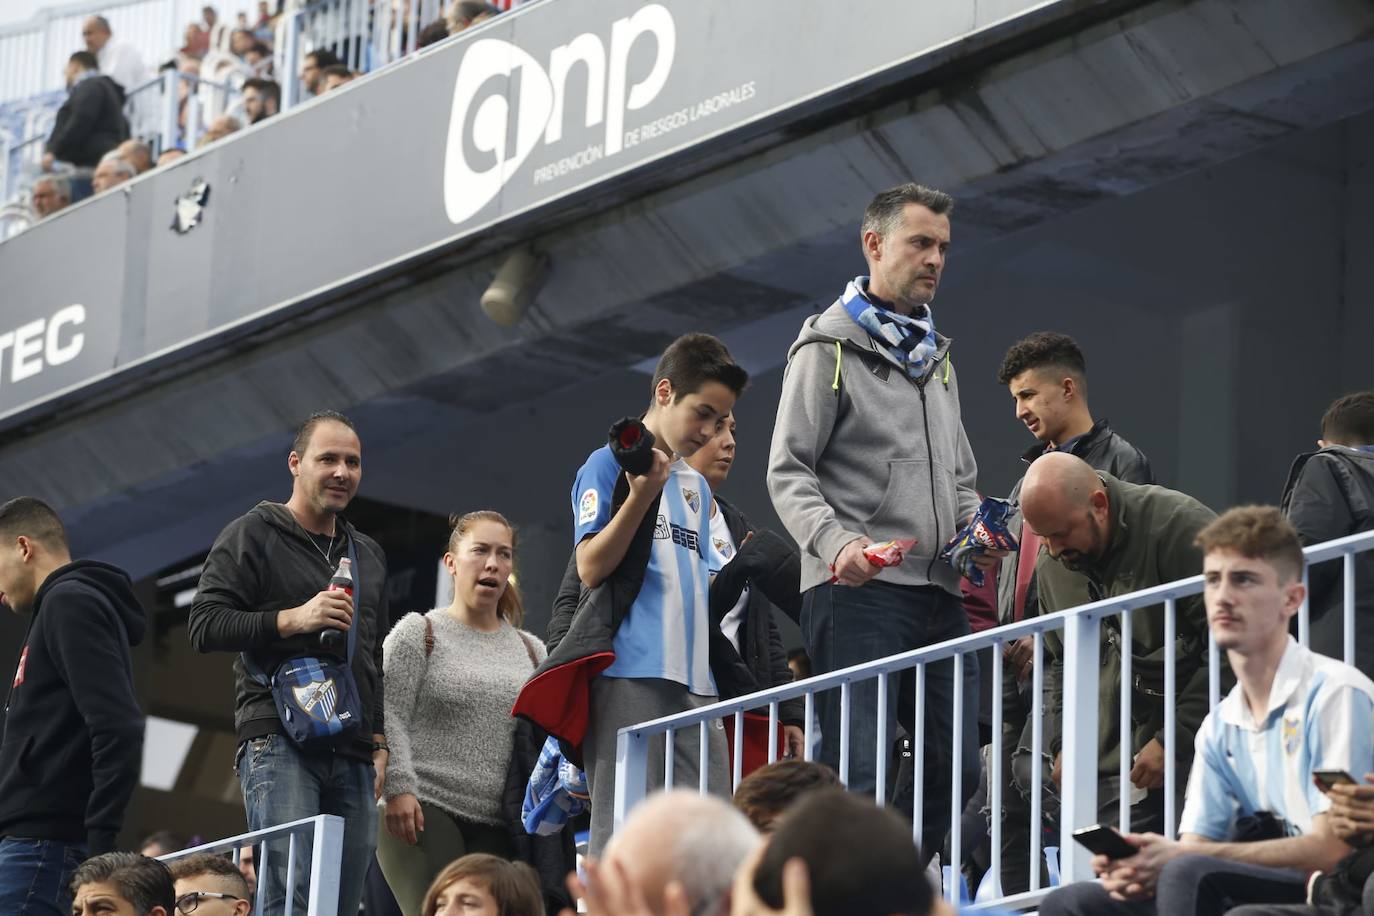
182, 23, 210, 58
116, 139, 152, 174
244, 42, 273, 77
299, 49, 341, 96
242, 78, 280, 123
139, 831, 185, 858
70, 854, 175, 916
236, 847, 256, 899
82, 16, 148, 94
202, 6, 219, 34
43, 51, 129, 201
417, 19, 450, 48
1281, 391, 1374, 679
197, 114, 241, 148
573, 792, 759, 916
0, 498, 146, 916
92, 150, 136, 193
320, 64, 355, 92
229, 29, 255, 59
167, 855, 251, 916
446, 1, 500, 35
30, 175, 71, 219
156, 147, 186, 167
733, 760, 841, 833
255, 1, 273, 29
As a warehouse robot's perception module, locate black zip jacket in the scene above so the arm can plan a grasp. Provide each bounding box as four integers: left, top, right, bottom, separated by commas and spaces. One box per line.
46, 74, 129, 168
1281, 446, 1374, 677
0, 561, 146, 855
189, 502, 388, 760
516, 480, 755, 766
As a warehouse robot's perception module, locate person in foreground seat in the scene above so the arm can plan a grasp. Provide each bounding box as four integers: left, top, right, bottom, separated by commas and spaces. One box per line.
1039, 506, 1374, 916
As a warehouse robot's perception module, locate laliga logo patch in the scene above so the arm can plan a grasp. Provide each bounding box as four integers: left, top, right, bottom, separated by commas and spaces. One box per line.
681, 488, 700, 514
578, 488, 599, 525
443, 5, 676, 224
293, 679, 339, 723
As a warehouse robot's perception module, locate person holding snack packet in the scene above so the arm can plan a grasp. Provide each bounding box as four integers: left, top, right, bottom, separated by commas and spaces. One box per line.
768, 183, 1004, 857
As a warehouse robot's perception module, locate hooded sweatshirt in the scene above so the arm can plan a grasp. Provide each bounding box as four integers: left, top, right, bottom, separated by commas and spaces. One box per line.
768, 298, 981, 595
45, 73, 129, 168
189, 502, 387, 761
0, 561, 146, 855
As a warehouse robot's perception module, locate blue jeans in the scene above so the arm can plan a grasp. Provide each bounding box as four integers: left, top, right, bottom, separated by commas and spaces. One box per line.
237, 734, 378, 916
0, 837, 87, 916
803, 580, 979, 859
1039, 854, 1305, 916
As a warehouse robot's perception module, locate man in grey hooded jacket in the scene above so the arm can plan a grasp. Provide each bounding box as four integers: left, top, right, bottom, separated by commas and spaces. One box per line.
767, 183, 997, 856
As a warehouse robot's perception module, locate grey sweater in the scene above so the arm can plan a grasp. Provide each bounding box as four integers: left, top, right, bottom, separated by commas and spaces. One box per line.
382, 610, 545, 825
767, 299, 981, 594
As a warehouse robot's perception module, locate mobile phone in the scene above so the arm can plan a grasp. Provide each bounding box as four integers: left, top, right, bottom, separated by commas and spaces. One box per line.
1313, 769, 1357, 791
1071, 824, 1138, 860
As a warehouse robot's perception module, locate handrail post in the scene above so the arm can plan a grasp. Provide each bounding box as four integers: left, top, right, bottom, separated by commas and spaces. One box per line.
283, 8, 302, 110
160, 67, 180, 155
613, 727, 649, 832
1059, 608, 1100, 883
306, 814, 343, 914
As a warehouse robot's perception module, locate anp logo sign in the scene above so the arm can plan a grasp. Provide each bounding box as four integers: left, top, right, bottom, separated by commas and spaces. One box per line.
443, 4, 676, 224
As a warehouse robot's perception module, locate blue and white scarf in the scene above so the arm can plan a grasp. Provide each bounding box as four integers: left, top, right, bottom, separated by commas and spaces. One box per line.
841, 277, 939, 379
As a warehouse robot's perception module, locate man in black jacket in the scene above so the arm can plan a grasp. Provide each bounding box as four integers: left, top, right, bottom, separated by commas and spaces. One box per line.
190, 411, 389, 916
43, 52, 129, 202
0, 497, 145, 916
1282, 390, 1374, 678
990, 332, 1155, 894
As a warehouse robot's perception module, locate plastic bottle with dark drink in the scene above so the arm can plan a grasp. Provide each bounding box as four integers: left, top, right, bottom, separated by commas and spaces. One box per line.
320, 556, 353, 653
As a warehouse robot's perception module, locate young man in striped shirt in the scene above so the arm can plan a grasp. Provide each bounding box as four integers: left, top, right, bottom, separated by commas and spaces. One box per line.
1041, 506, 1374, 916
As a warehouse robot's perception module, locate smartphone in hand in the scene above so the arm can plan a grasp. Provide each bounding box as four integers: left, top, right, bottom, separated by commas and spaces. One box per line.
1313, 769, 1358, 792
1072, 824, 1139, 860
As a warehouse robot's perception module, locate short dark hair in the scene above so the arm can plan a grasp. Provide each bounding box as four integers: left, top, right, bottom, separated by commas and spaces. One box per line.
90, 15, 112, 32
417, 18, 450, 47
71, 853, 176, 915
733, 760, 840, 831
248, 41, 271, 56
651, 333, 749, 402
453, 1, 501, 22
166, 853, 251, 899
1321, 391, 1374, 446
996, 331, 1087, 387
320, 63, 353, 81
1196, 506, 1305, 584
243, 77, 280, 106
69, 51, 100, 71
754, 789, 933, 916
0, 497, 68, 550
291, 410, 358, 456
306, 48, 342, 68
861, 183, 954, 240
786, 648, 811, 678
139, 830, 186, 855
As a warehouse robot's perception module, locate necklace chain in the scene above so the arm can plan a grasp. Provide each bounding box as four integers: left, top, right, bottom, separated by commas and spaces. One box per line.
303, 526, 336, 566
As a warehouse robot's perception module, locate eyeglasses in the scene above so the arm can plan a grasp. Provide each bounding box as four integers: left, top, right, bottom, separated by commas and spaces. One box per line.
176, 891, 243, 913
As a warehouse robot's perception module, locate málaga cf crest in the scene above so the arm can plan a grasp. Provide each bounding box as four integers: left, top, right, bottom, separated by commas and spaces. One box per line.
293, 679, 339, 723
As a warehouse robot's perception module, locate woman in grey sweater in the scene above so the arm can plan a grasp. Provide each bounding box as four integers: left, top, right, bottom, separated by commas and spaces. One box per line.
376, 510, 547, 916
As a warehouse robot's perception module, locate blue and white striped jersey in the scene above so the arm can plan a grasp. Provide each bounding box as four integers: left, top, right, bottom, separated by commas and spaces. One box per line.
571, 445, 716, 696
1180, 638, 1374, 839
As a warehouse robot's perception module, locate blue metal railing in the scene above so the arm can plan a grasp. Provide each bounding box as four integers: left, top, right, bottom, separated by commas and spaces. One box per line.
158, 813, 345, 916
613, 529, 1374, 911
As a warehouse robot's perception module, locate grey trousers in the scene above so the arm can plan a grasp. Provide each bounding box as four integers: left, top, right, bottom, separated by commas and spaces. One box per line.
583, 676, 730, 857
1039, 855, 1306, 916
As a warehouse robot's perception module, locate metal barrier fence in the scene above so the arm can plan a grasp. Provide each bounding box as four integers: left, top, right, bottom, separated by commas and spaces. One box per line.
613, 529, 1374, 912
0, 0, 259, 105
158, 813, 345, 915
